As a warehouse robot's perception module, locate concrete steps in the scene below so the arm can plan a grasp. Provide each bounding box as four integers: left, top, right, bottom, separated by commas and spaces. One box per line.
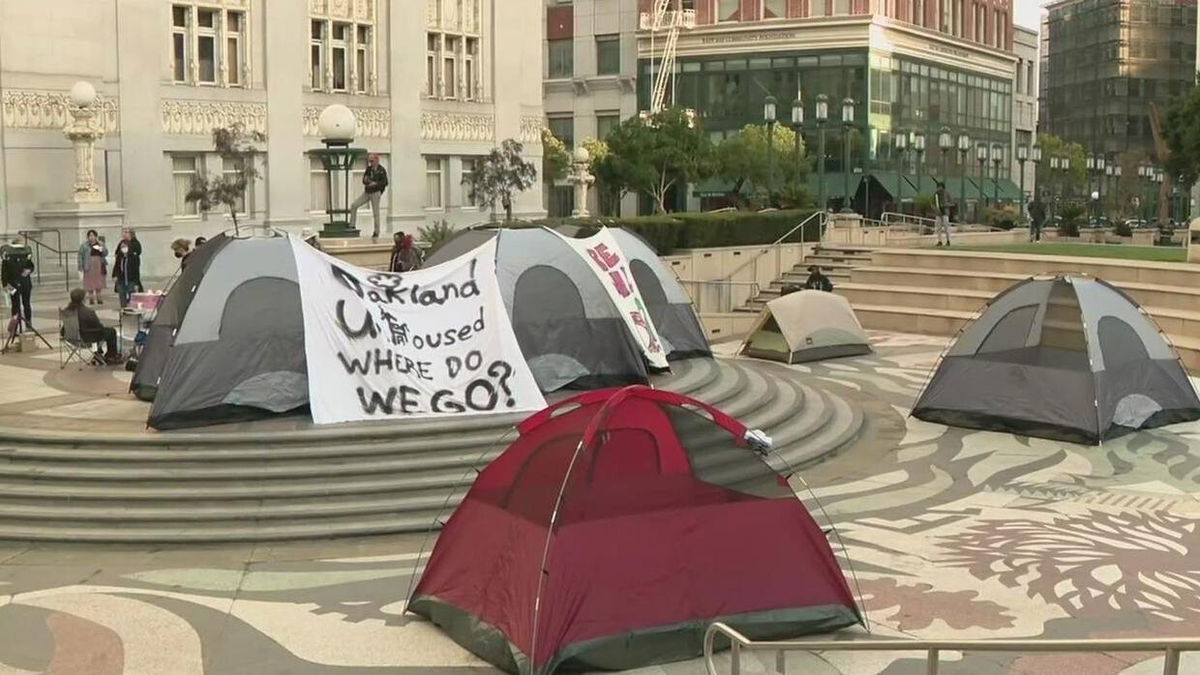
0, 357, 868, 543
742, 245, 876, 311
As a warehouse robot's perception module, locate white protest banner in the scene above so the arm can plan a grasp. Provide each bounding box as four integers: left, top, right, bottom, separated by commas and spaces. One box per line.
289, 236, 545, 425
552, 227, 670, 370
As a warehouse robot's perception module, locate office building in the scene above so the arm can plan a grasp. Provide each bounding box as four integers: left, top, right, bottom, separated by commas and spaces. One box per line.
0, 0, 545, 275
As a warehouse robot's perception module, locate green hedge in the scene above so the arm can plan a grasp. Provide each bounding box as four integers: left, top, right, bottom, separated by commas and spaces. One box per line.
528, 209, 821, 255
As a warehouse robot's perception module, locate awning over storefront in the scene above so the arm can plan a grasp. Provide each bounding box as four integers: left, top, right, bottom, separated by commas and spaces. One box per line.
860, 171, 918, 202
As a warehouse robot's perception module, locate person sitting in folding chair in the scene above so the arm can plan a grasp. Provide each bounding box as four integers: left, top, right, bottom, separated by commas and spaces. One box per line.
61, 288, 121, 365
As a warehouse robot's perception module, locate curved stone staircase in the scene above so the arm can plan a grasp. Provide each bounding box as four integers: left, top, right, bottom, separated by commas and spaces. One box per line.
0, 358, 865, 543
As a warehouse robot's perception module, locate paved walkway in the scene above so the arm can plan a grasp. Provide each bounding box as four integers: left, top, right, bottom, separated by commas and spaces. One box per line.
2, 287, 1200, 673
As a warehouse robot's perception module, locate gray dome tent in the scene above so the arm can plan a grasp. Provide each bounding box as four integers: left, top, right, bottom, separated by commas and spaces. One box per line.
148, 236, 307, 430
426, 227, 681, 391
913, 275, 1200, 444
130, 233, 231, 402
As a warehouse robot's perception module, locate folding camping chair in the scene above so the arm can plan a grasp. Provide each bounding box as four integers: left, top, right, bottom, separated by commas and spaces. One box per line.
59, 309, 106, 369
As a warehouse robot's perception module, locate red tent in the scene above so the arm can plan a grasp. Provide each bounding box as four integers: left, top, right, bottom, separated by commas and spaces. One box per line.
407, 386, 861, 674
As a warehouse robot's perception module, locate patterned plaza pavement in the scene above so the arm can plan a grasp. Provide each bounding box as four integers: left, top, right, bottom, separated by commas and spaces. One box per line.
1, 285, 1200, 673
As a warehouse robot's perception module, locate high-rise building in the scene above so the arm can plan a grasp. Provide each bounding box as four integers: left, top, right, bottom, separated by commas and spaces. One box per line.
0, 1, 545, 274
545, 0, 1021, 218
1013, 24, 1039, 202
1043, 0, 1198, 162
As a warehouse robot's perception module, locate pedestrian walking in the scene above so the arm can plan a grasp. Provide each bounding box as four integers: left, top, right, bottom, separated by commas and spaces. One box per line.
933, 183, 952, 247
1028, 197, 1046, 243
78, 229, 109, 305
349, 153, 389, 240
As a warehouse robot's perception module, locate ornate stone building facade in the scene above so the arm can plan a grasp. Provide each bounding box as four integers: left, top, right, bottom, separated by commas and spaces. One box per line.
0, 0, 545, 274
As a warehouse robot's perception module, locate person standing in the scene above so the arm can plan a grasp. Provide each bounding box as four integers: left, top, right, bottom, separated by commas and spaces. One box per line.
113, 228, 143, 308
933, 183, 952, 247
77, 230, 109, 305
349, 154, 389, 240
1, 239, 34, 329
1028, 197, 1046, 243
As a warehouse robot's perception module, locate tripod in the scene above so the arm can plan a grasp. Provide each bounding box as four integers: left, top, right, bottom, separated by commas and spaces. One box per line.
2, 288, 53, 354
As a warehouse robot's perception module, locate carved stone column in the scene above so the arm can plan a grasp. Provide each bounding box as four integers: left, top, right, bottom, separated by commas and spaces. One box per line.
567, 147, 595, 218
63, 82, 105, 204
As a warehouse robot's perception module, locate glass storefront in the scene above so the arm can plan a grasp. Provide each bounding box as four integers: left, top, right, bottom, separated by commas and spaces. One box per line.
639, 48, 1013, 178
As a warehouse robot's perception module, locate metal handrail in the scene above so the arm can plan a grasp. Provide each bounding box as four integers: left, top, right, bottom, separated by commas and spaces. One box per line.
880, 211, 937, 228
704, 622, 1198, 675
717, 211, 826, 285
676, 279, 761, 314
16, 229, 69, 290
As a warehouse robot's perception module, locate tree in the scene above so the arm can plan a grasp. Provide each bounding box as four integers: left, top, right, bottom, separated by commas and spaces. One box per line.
715, 124, 805, 208
541, 128, 571, 183
1164, 87, 1200, 185
462, 138, 538, 222
601, 107, 715, 214
1036, 134, 1087, 199
580, 137, 624, 216
185, 123, 265, 235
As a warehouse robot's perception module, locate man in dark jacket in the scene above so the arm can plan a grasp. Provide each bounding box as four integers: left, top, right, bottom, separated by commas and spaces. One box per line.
1, 239, 34, 328
63, 288, 119, 363
1028, 197, 1046, 243
803, 265, 834, 292
349, 153, 389, 240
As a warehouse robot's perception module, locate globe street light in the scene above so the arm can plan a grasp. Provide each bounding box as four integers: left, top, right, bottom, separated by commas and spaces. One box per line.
790, 96, 804, 201
957, 132, 971, 222
976, 143, 988, 212
894, 130, 909, 213
308, 104, 366, 239
913, 131, 927, 196
1017, 144, 1030, 219
764, 95, 777, 203
840, 97, 856, 213
938, 127, 953, 184
815, 94, 829, 211
991, 144, 1004, 205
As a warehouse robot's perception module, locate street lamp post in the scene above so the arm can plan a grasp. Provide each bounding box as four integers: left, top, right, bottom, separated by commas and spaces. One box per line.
1112, 164, 1122, 216
894, 130, 908, 213
913, 131, 927, 198
840, 97, 856, 214
790, 97, 804, 200
764, 95, 777, 204
816, 94, 828, 212
957, 133, 971, 223
1049, 155, 1061, 218
309, 104, 366, 239
938, 127, 953, 183
1017, 144, 1029, 219
976, 143, 988, 213
991, 144, 1003, 205
1155, 168, 1165, 226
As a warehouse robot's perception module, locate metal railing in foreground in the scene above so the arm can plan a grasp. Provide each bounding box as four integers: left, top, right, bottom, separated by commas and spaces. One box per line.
16, 229, 70, 291
704, 622, 1200, 675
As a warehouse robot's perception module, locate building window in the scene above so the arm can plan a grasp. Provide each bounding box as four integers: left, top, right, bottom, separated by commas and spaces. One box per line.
810, 0, 827, 17
548, 38, 573, 79
222, 156, 247, 214
425, 157, 445, 209
426, 0, 482, 101
547, 115, 574, 148
763, 0, 787, 19
596, 112, 620, 140
172, 155, 200, 216
833, 0, 852, 15
171, 3, 246, 87
718, 0, 739, 22
355, 25, 371, 94
310, 14, 374, 93
172, 7, 190, 83
462, 158, 478, 207
596, 35, 620, 75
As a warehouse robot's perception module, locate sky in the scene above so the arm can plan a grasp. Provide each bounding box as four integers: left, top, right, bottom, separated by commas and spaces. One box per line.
1014, 0, 1051, 30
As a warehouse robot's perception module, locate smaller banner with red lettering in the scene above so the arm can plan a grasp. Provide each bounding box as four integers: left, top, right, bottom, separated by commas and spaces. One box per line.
552, 227, 670, 370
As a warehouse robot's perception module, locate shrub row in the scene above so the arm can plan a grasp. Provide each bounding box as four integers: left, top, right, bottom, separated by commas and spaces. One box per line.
528, 209, 822, 255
